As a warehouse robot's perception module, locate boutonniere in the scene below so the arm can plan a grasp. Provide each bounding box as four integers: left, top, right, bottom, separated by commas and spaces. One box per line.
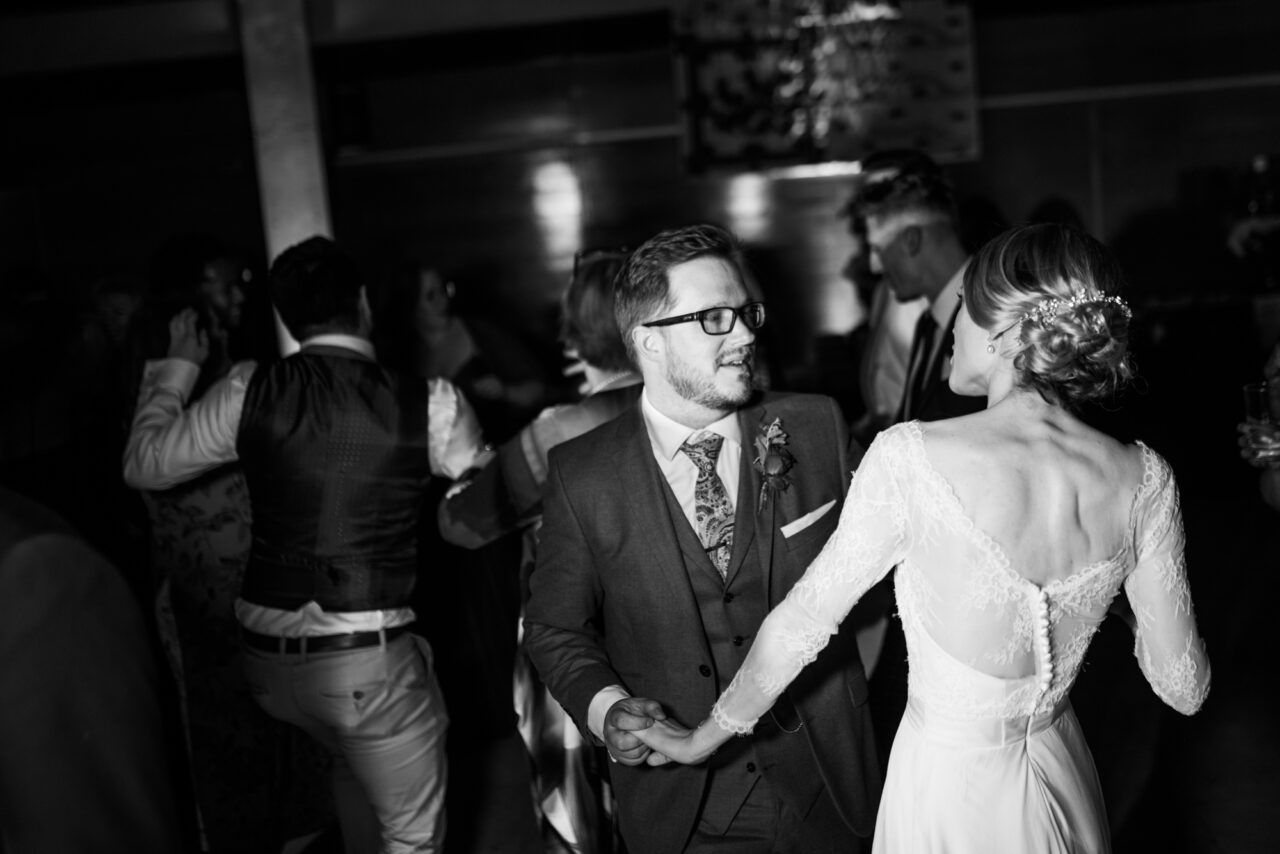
753, 417, 795, 511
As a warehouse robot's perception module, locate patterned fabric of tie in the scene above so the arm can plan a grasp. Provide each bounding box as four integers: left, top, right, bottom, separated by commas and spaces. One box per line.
904, 309, 939, 419
680, 431, 734, 580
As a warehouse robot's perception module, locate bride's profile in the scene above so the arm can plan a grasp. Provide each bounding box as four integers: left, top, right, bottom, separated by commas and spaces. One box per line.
636, 223, 1210, 852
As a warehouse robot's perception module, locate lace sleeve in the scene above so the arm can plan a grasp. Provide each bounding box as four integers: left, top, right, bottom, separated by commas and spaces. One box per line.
1124, 448, 1210, 715
710, 426, 910, 733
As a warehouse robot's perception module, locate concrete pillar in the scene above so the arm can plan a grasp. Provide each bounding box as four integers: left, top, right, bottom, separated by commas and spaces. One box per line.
237, 0, 331, 354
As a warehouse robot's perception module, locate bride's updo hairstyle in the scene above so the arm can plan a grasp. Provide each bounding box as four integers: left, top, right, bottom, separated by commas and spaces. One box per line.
963, 223, 1134, 408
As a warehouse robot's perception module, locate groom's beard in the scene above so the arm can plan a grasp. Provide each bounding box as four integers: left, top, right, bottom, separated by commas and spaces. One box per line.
666, 344, 756, 411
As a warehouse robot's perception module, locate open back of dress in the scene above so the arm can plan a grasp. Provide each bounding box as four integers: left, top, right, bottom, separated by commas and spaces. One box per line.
711, 422, 1210, 853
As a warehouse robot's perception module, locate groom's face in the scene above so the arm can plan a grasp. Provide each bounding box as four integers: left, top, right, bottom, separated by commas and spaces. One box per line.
656, 256, 757, 411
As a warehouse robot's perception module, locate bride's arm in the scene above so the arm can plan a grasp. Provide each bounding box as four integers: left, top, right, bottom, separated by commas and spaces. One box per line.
636, 427, 911, 762
1123, 451, 1210, 715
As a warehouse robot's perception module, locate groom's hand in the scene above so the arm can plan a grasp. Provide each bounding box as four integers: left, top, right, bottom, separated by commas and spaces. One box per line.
603, 697, 667, 766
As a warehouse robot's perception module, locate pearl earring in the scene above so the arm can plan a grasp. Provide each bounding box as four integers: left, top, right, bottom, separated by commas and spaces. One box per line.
986, 341, 997, 354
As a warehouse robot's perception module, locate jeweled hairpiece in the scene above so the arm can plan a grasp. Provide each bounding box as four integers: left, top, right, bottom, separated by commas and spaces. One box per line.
1021, 293, 1131, 325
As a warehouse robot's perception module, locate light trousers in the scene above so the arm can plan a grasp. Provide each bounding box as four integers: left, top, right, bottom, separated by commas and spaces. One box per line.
243, 632, 448, 854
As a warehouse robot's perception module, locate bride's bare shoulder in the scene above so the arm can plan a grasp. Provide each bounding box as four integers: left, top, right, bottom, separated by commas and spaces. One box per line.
1068, 421, 1148, 482
915, 412, 993, 450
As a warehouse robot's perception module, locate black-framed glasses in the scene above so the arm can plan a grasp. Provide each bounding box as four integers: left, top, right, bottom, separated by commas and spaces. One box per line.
642, 302, 766, 335
573, 247, 630, 280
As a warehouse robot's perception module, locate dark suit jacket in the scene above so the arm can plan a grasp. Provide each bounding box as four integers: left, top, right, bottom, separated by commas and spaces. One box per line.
524, 392, 880, 854
897, 302, 986, 423
0, 487, 179, 854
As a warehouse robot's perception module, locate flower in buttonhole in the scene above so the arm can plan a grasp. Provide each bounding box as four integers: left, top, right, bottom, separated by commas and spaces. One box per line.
753, 417, 795, 510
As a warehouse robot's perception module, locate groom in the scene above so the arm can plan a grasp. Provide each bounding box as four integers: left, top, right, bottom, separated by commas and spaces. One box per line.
524, 224, 880, 854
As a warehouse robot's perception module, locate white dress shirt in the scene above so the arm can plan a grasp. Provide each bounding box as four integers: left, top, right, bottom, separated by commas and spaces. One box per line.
122, 334, 475, 638
860, 281, 928, 421
587, 388, 743, 742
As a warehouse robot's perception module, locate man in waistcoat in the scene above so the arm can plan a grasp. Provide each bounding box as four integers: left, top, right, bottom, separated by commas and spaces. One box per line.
124, 236, 462, 854
524, 224, 880, 854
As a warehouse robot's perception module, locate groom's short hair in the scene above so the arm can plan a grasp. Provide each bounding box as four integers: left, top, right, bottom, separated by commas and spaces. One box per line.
615, 223, 744, 366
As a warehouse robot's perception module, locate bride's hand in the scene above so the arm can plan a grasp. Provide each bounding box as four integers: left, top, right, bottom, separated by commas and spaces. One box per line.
634, 718, 719, 766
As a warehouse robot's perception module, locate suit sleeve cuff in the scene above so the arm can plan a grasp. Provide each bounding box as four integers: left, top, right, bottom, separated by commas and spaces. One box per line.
587, 684, 631, 743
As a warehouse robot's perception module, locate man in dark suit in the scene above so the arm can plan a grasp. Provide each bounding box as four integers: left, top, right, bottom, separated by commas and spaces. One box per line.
524, 225, 880, 854
0, 486, 180, 854
853, 160, 986, 425
123, 237, 455, 853
848, 156, 986, 773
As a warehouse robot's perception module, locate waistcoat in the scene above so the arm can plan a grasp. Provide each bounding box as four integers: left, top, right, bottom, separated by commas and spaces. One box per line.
660, 474, 771, 831
659, 461, 825, 828
236, 346, 430, 611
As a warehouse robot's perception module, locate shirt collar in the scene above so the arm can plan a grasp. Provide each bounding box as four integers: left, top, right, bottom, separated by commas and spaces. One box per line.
640, 388, 742, 461
299, 333, 376, 360
929, 259, 969, 327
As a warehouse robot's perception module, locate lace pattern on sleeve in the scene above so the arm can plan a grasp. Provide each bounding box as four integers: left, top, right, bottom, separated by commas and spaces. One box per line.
1126, 445, 1210, 715
707, 426, 910, 735
710, 669, 758, 735
1138, 633, 1211, 714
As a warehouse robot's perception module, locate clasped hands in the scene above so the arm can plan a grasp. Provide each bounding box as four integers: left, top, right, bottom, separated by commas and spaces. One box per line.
602, 697, 717, 767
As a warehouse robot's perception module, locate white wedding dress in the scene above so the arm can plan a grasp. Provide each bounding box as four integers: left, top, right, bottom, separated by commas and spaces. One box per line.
711, 422, 1210, 853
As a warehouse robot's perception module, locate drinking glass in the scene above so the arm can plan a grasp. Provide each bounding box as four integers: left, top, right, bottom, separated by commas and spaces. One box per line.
1242, 381, 1280, 462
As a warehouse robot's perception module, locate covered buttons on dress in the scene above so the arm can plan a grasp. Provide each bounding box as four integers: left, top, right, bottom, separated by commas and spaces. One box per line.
1033, 588, 1054, 703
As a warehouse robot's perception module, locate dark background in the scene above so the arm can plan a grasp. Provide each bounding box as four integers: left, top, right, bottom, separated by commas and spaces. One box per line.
1, 1, 1277, 852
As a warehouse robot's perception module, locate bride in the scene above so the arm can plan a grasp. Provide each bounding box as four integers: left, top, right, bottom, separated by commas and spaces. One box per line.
635, 223, 1210, 852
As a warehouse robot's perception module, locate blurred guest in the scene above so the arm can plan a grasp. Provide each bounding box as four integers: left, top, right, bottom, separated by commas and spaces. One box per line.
373, 261, 544, 854
72, 274, 149, 595
1240, 341, 1280, 510
854, 156, 984, 426
138, 233, 250, 384
88, 273, 146, 346
125, 236, 470, 854
0, 486, 180, 854
378, 263, 547, 443
847, 152, 986, 775
122, 234, 318, 852
440, 247, 640, 854
440, 248, 639, 550
840, 152, 934, 446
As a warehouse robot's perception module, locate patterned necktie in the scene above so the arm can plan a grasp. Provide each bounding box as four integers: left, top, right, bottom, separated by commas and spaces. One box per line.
680, 431, 734, 580
904, 309, 939, 419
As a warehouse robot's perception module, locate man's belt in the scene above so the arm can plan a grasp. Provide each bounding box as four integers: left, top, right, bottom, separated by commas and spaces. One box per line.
241, 624, 411, 655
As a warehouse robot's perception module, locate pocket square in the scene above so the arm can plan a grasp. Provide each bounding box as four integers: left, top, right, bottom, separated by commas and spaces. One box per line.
780, 499, 837, 538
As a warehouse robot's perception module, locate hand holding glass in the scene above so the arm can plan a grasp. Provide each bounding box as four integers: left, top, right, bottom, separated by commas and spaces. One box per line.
1240, 381, 1280, 465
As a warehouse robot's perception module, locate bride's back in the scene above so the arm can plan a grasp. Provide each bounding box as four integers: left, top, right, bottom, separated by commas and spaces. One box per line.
873, 410, 1160, 700
923, 409, 1145, 589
